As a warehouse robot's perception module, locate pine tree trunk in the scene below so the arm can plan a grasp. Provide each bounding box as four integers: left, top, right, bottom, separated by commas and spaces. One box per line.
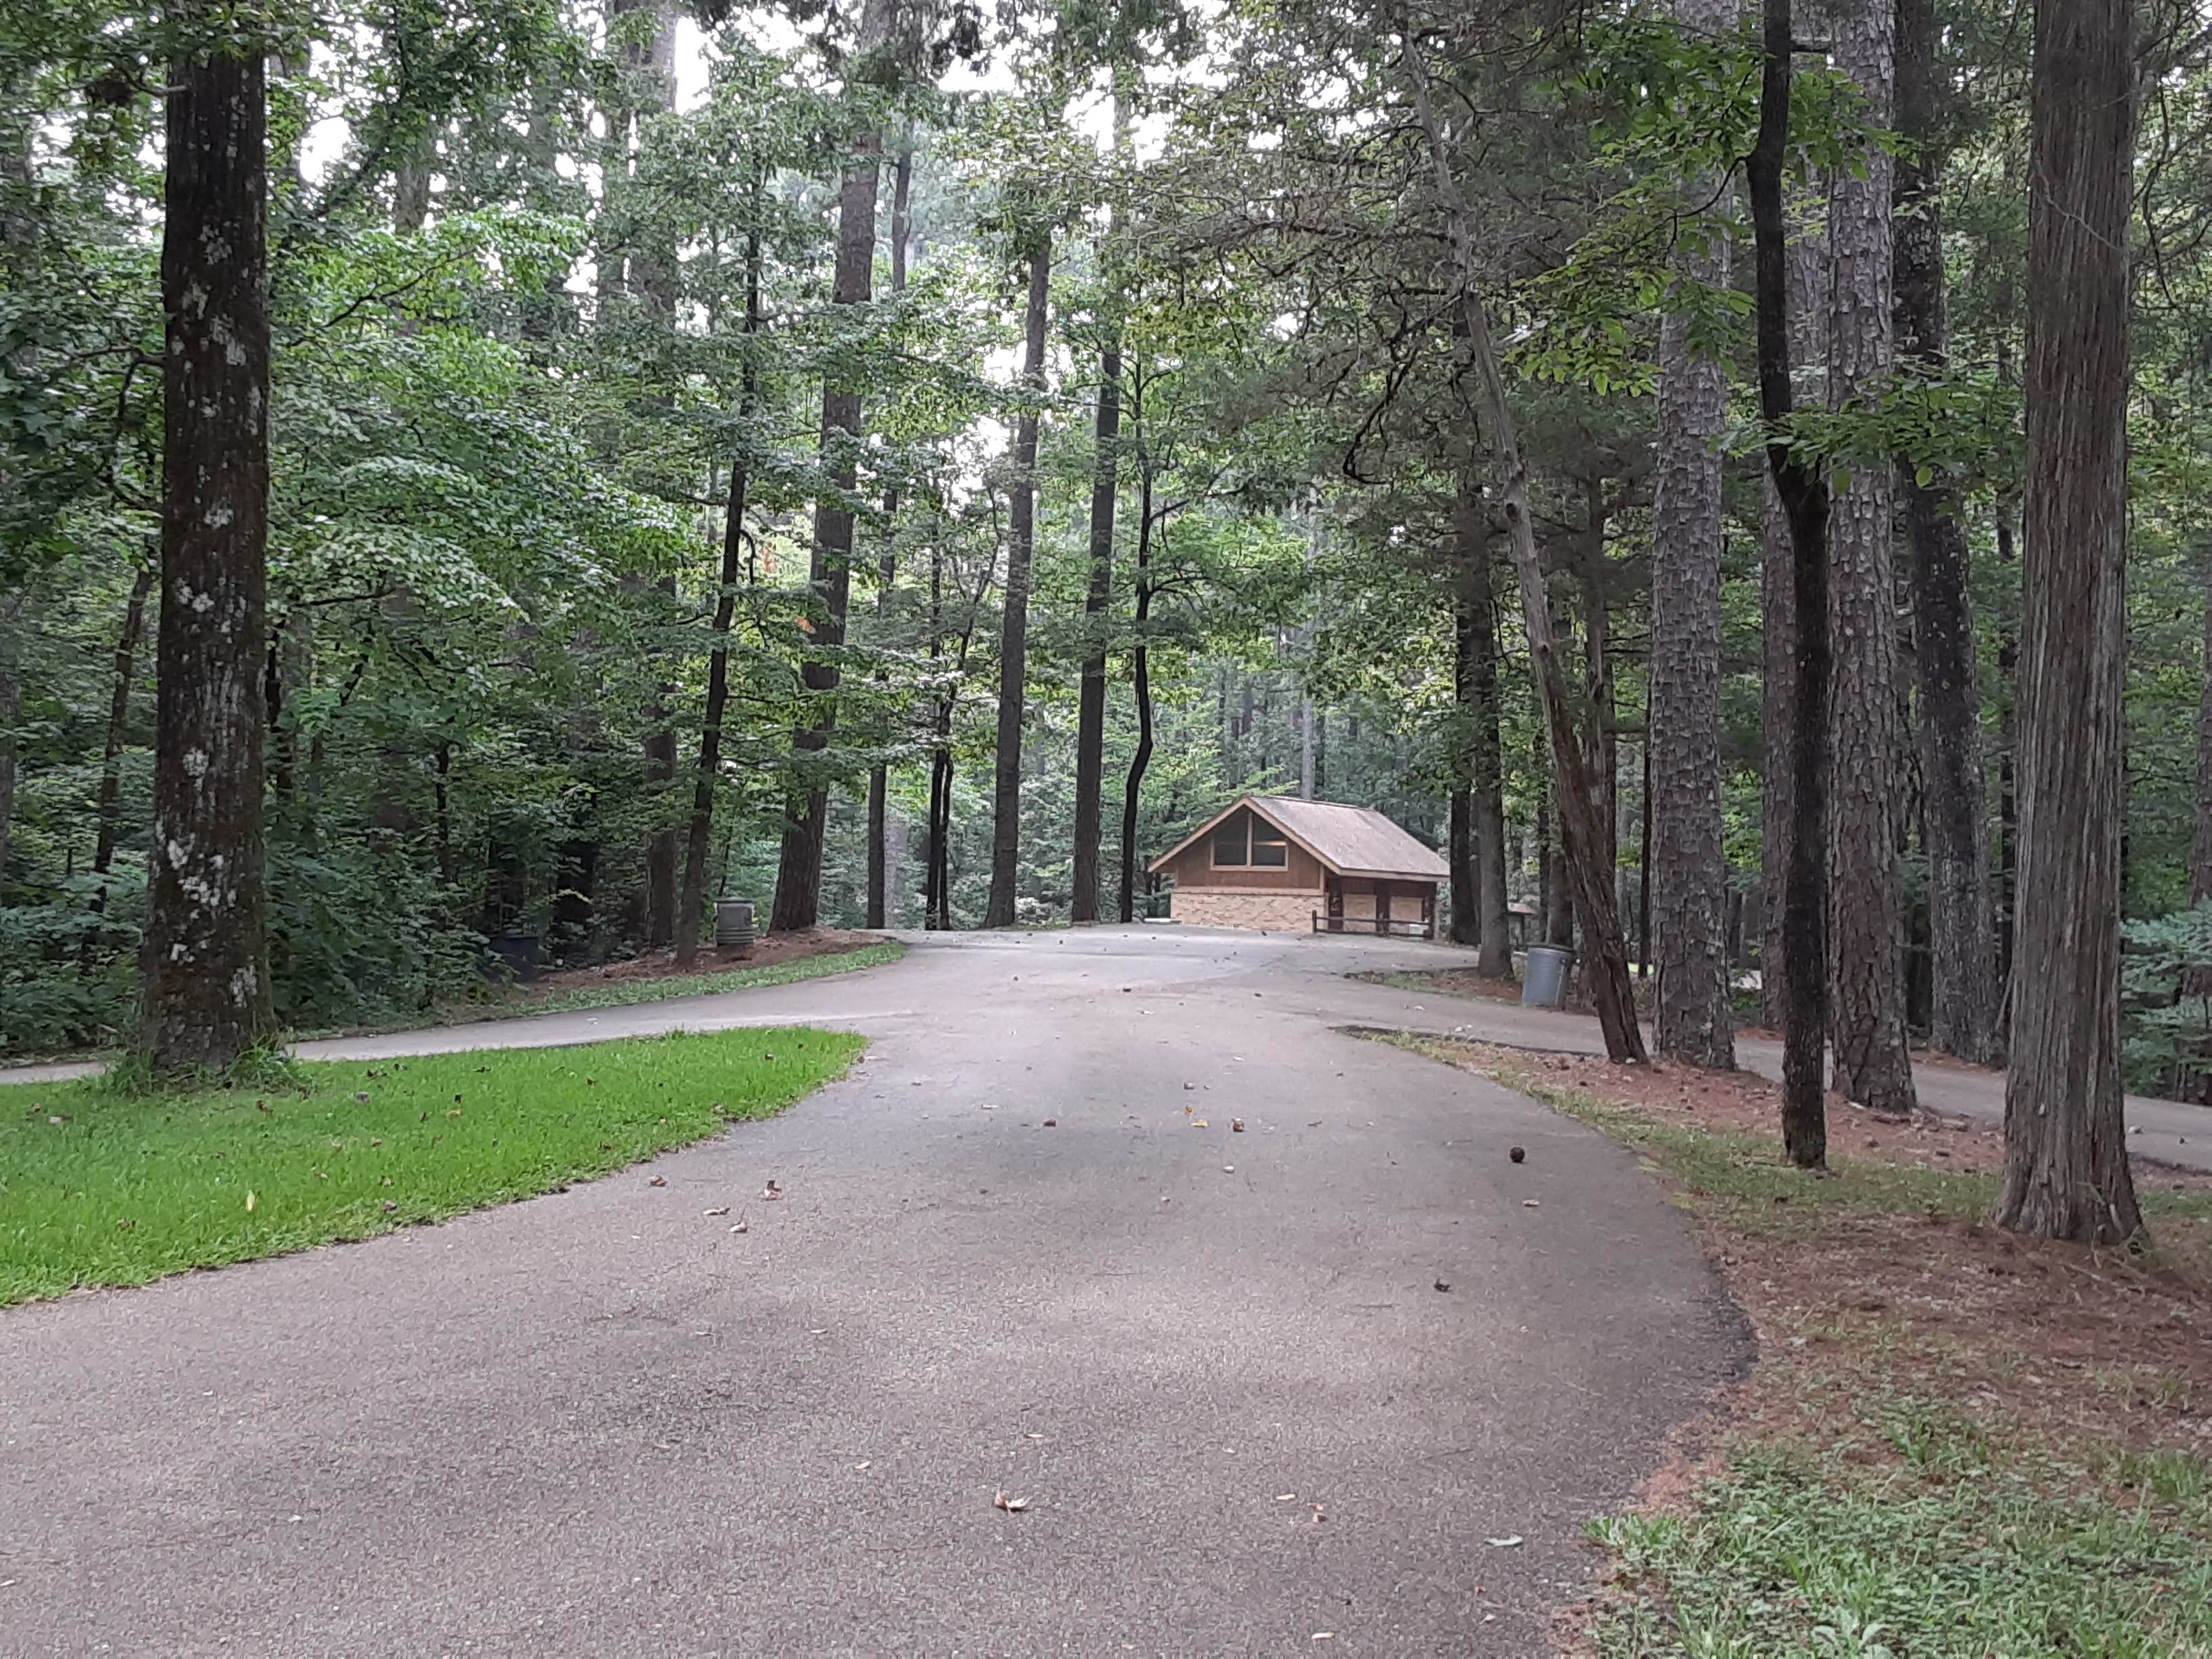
773, 57, 886, 933
1995, 0, 2142, 1244
1118, 472, 1157, 924
1450, 488, 1485, 949
1896, 0, 1999, 1065
864, 145, 912, 930
1650, 0, 1740, 1070
136, 26, 277, 1072
983, 233, 1051, 928
1071, 336, 1120, 922
1824, 0, 1917, 1113
1752, 0, 1835, 1166
1761, 171, 1827, 1032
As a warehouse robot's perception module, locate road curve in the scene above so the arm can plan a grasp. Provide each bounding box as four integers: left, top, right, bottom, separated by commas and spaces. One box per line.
1, 928, 1746, 1656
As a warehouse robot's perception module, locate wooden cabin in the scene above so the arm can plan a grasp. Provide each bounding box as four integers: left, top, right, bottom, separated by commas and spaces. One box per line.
1147, 796, 1450, 937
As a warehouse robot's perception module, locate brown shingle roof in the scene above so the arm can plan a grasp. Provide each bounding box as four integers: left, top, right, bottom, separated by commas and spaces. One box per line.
1148, 795, 1448, 882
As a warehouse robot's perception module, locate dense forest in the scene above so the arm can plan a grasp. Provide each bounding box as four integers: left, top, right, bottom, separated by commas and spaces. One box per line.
3, 0, 2205, 1239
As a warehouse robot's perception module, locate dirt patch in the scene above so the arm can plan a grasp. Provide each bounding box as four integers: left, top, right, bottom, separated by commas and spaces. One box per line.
520, 929, 891, 1000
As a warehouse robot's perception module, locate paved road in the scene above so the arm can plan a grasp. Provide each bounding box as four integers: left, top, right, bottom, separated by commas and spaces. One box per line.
1, 928, 1744, 1657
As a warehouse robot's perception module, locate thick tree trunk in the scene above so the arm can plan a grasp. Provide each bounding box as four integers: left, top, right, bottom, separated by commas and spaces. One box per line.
1118, 475, 1157, 924
136, 29, 277, 1072
1995, 0, 2142, 1244
1071, 337, 1121, 923
983, 234, 1051, 928
1896, 0, 1999, 1065
676, 216, 764, 968
1650, 0, 1740, 1071
1407, 27, 1641, 1059
1752, 0, 1835, 1166
773, 73, 886, 933
1825, 0, 1917, 1113
864, 144, 912, 930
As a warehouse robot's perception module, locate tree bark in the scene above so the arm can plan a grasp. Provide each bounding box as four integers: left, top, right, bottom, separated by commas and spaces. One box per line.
865, 144, 913, 930
93, 566, 155, 882
773, 28, 888, 932
1404, 26, 1644, 1062
2194, 548, 2212, 914
1118, 468, 1158, 924
136, 24, 278, 1072
675, 211, 765, 968
1751, 0, 1834, 1166
983, 232, 1051, 928
1650, 0, 1740, 1071
1896, 0, 1999, 1065
1071, 336, 1121, 924
1825, 0, 1917, 1113
1995, 0, 2143, 1244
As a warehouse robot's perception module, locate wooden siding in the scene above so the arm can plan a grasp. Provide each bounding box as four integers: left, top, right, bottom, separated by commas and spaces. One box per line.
1162, 834, 1325, 893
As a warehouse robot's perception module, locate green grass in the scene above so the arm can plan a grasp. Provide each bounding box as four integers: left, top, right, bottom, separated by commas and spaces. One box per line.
299, 940, 908, 1040
0, 1027, 863, 1307
1591, 1429, 2212, 1658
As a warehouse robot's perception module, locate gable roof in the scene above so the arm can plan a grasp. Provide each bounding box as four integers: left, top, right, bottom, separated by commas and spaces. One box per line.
1148, 794, 1450, 882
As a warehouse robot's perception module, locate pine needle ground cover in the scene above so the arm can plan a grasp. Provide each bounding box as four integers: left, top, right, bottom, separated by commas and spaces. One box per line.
1, 1029, 863, 1308
1381, 1033, 2212, 1659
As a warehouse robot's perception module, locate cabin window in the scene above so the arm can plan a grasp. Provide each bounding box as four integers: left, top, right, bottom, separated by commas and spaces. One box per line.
1212, 813, 1290, 868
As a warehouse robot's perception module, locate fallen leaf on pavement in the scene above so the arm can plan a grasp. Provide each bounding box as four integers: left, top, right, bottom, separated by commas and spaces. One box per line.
1042, 1119, 1057, 1128
704, 1206, 731, 1216
1231, 1118, 1245, 1132
1522, 1199, 1540, 1208
1434, 1277, 1451, 1292
729, 1218, 748, 1233
1193, 1118, 1209, 1128
648, 1176, 668, 1188
1486, 1535, 1523, 1548
763, 1180, 783, 1200
994, 1491, 1029, 1513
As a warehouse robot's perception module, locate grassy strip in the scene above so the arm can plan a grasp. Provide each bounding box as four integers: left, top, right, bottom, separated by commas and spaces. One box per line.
289, 940, 907, 1042
515, 941, 905, 1020
0, 1027, 863, 1307
1377, 1033, 2212, 1659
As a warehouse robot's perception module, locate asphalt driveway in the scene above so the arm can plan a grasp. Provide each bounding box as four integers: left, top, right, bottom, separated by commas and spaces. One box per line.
1, 928, 1746, 1656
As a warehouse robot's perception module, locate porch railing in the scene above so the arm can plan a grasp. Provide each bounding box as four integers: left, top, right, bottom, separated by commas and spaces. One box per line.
1313, 912, 1435, 940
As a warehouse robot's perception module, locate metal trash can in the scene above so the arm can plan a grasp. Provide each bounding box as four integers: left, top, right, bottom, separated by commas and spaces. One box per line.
1522, 944, 1574, 1008
714, 897, 756, 953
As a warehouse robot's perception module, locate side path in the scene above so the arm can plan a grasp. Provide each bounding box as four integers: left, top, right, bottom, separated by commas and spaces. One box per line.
1274, 954, 2212, 1176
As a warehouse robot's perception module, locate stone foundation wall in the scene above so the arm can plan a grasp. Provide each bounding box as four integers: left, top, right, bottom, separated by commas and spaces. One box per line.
1170, 888, 1317, 933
